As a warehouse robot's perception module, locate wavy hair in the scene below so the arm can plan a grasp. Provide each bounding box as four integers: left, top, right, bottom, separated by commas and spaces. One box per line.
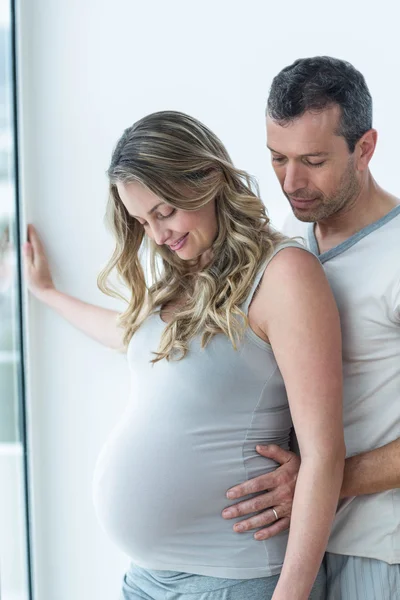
98, 111, 284, 362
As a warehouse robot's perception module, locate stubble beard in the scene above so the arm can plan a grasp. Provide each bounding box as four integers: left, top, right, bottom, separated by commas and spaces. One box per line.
288, 159, 362, 224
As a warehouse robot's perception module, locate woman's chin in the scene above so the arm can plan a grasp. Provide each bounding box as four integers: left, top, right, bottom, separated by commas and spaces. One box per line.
172, 243, 213, 266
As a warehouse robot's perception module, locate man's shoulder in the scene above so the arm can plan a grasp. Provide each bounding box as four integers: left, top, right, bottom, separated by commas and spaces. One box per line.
280, 212, 309, 243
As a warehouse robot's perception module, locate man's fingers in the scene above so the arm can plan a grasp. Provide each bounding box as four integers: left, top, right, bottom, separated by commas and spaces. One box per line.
253, 517, 290, 541
231, 508, 279, 533
222, 491, 276, 519
256, 444, 295, 465
226, 473, 276, 500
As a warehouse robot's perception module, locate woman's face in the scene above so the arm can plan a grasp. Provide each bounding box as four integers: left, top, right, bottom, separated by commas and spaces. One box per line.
116, 181, 218, 262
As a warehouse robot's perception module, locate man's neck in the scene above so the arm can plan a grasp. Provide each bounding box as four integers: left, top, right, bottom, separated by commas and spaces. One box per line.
314, 174, 399, 254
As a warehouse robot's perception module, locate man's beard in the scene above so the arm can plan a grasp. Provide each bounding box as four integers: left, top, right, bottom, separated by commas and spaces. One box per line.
287, 159, 361, 223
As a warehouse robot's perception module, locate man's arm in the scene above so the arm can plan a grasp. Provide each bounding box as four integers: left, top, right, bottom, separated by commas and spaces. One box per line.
341, 437, 400, 498
222, 437, 400, 541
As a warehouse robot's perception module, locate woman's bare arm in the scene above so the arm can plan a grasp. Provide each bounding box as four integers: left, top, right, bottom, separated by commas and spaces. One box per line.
23, 225, 125, 351
255, 247, 345, 600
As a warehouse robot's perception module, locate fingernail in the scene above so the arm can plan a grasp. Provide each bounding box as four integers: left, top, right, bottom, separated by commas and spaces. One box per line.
234, 524, 244, 532
222, 509, 233, 518
254, 532, 262, 540
226, 491, 235, 499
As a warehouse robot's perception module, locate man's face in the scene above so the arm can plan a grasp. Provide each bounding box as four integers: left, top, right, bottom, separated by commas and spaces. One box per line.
266, 105, 361, 222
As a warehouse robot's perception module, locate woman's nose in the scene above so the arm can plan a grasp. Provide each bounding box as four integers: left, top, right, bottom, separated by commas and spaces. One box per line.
150, 223, 171, 246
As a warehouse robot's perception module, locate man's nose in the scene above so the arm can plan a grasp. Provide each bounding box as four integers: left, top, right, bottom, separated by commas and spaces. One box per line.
283, 163, 308, 195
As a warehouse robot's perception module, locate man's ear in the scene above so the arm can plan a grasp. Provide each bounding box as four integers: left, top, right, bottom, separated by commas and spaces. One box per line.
355, 129, 378, 171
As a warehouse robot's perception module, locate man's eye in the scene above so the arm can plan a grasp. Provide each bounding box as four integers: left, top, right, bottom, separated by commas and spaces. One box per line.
272, 156, 285, 164
307, 161, 325, 168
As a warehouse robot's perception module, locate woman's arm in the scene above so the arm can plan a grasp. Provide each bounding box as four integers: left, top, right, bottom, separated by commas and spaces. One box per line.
254, 247, 345, 600
23, 225, 125, 351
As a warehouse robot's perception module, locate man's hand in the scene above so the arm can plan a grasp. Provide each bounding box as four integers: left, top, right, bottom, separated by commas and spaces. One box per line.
222, 445, 300, 540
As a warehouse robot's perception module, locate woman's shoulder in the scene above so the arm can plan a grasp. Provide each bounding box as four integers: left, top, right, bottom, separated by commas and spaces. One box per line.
244, 233, 318, 315
248, 241, 331, 337
257, 228, 314, 275
257, 240, 325, 300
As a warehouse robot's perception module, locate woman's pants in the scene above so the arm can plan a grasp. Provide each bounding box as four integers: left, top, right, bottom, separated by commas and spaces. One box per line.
120, 562, 327, 600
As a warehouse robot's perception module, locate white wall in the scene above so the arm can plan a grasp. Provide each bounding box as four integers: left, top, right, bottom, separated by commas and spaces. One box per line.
16, 1, 400, 599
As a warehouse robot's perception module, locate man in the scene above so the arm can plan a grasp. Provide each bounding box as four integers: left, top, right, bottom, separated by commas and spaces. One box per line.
222, 56, 400, 599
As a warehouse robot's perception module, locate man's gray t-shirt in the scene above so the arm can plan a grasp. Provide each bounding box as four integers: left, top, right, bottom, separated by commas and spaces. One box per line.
283, 205, 400, 564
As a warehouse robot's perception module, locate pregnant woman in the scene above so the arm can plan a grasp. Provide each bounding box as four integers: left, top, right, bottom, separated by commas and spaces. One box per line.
24, 111, 344, 600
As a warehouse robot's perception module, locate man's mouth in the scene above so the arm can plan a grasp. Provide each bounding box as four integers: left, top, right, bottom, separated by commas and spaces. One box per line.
289, 197, 318, 208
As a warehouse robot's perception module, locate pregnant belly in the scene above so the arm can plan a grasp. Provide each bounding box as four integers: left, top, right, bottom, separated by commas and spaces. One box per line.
92, 407, 280, 562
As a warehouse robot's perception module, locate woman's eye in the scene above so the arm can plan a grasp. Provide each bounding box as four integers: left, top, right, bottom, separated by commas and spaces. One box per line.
158, 209, 176, 220
272, 156, 285, 163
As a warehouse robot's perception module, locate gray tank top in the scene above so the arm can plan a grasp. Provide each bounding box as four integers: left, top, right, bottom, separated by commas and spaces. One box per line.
92, 241, 305, 579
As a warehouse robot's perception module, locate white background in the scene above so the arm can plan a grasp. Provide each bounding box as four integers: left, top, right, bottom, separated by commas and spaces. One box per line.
15, 1, 400, 599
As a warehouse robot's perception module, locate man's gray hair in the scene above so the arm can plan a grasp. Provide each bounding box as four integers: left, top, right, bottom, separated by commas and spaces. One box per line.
267, 56, 373, 152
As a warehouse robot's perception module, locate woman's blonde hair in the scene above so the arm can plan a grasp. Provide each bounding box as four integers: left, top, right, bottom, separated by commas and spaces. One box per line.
98, 111, 283, 362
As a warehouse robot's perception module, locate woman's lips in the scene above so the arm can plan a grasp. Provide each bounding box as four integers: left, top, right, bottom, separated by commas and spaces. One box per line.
168, 233, 189, 251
